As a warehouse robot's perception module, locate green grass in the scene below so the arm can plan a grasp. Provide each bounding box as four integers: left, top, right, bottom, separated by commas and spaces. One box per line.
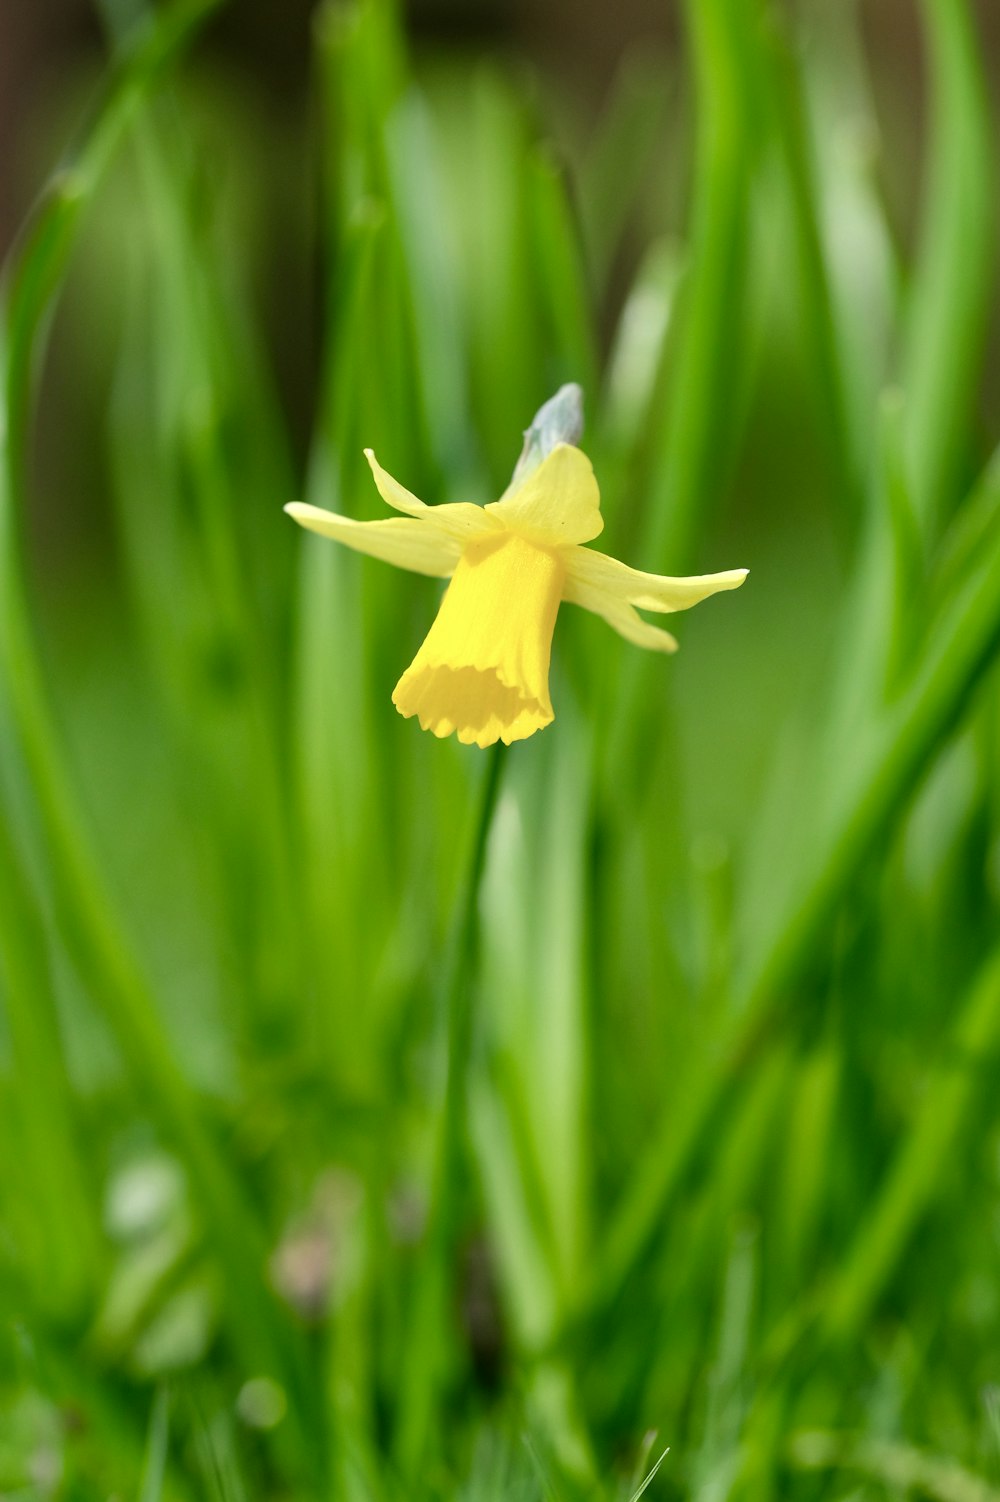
2, 0, 1000, 1497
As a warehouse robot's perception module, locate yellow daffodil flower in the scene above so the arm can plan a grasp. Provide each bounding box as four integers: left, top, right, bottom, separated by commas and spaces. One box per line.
286, 445, 747, 748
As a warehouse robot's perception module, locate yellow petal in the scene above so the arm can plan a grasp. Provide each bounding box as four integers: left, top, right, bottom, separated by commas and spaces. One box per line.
562, 575, 678, 653
362, 449, 426, 516
364, 449, 498, 543
393, 533, 565, 747
565, 547, 748, 612
284, 503, 460, 578
486, 444, 603, 545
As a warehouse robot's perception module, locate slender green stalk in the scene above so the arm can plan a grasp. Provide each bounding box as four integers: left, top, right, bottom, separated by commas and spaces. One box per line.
765, 17, 859, 529
904, 0, 995, 537
396, 742, 505, 1477
593, 451, 1000, 1310
138, 1389, 172, 1502
822, 942, 1000, 1342
0, 1, 317, 1476
600, 0, 754, 793
578, 57, 673, 298
641, 0, 754, 574
528, 148, 599, 399
124, 111, 302, 1043
0, 811, 102, 1321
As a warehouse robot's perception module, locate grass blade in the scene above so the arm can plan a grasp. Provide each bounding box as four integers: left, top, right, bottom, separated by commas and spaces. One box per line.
903, 0, 995, 536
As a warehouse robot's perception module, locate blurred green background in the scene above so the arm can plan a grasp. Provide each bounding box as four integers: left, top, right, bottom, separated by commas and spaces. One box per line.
3, 0, 1000, 1497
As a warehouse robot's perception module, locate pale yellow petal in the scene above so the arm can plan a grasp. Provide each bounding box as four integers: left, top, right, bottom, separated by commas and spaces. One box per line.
363, 449, 427, 517
486, 444, 604, 545
562, 574, 678, 653
364, 449, 498, 543
565, 547, 748, 613
393, 533, 564, 747
284, 503, 460, 578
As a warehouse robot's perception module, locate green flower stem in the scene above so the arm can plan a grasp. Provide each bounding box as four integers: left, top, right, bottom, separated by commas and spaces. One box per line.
821, 940, 1000, 1344
599, 0, 752, 795
0, 812, 101, 1321
0, 2, 317, 1477
765, 20, 859, 532
396, 741, 506, 1477
642, 0, 753, 575
904, 0, 995, 538
295, 210, 387, 1088
129, 112, 302, 1042
593, 453, 1000, 1312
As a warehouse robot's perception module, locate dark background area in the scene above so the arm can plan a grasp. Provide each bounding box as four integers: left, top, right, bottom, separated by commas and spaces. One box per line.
10, 3, 1000, 292
3, 0, 1000, 592
0, 0, 975, 257
6, 1, 1000, 259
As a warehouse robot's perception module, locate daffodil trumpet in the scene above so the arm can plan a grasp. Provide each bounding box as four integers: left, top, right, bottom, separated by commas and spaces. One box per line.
286, 417, 747, 748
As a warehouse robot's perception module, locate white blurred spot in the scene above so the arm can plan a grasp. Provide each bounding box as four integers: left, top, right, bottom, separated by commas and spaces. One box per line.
237, 1377, 287, 1431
